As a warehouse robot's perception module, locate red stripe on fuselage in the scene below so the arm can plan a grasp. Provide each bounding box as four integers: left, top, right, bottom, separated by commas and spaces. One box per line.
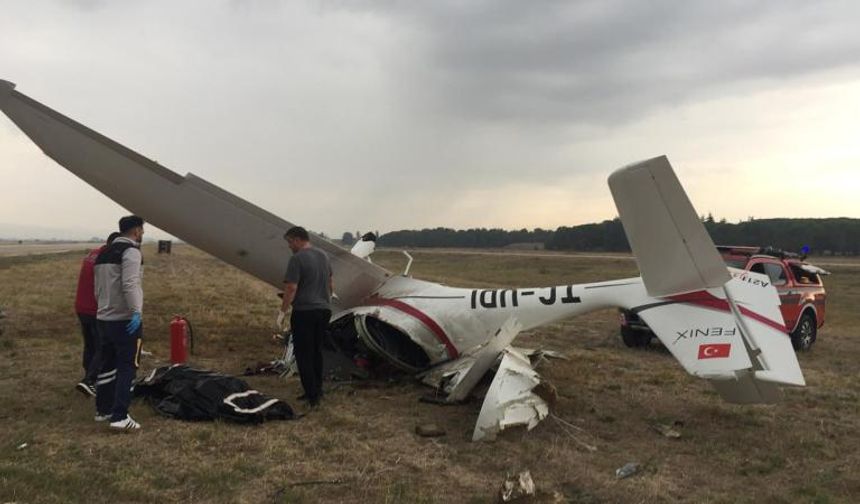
668, 291, 787, 334
365, 298, 459, 359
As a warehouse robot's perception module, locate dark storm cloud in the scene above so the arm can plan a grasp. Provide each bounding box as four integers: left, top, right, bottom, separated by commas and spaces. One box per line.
2, 0, 860, 238
369, 0, 860, 126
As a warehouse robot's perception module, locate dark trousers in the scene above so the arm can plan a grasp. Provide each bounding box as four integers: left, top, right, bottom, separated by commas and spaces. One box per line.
95, 320, 143, 422
291, 309, 330, 403
78, 313, 101, 384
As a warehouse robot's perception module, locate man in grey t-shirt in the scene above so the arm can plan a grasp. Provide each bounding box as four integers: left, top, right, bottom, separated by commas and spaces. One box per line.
280, 226, 333, 407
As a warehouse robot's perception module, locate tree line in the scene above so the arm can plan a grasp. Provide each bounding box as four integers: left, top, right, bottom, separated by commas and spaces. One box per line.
375, 228, 554, 249
373, 217, 860, 255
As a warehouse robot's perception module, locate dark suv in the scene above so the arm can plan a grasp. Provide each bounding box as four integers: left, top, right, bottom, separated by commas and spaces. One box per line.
620, 246, 829, 351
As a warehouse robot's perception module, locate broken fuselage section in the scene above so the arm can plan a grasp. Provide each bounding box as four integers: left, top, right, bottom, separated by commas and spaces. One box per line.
294, 271, 655, 441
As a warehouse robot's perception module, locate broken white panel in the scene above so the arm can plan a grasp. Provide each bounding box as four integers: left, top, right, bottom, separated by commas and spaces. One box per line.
350, 238, 376, 261
446, 317, 522, 402
419, 317, 521, 401
512, 347, 568, 363
280, 336, 298, 377
472, 348, 549, 441
419, 356, 475, 392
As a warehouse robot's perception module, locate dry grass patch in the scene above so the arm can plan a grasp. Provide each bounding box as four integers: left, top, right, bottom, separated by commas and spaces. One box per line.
1, 246, 858, 503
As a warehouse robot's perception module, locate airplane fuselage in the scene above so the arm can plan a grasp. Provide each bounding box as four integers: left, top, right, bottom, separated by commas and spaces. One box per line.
343, 275, 651, 371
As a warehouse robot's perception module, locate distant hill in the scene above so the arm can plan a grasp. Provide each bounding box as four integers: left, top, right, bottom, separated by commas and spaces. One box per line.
378, 218, 860, 256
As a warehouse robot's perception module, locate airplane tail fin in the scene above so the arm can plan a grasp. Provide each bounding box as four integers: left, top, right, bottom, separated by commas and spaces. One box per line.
608, 156, 730, 297
609, 156, 804, 403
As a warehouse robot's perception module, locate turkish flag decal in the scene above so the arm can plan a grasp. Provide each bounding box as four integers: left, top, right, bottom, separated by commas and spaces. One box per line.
698, 343, 731, 359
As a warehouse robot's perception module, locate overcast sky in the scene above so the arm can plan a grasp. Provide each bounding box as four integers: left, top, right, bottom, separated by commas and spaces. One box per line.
2, 0, 859, 240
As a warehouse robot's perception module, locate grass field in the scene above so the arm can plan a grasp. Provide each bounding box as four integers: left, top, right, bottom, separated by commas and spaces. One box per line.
1, 245, 858, 503
0, 242, 94, 257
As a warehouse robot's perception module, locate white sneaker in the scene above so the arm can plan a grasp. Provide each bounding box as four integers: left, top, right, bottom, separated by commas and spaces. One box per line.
76, 382, 96, 397
109, 415, 141, 431
94, 413, 111, 422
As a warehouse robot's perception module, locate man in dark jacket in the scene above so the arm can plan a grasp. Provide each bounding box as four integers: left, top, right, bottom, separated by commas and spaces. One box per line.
94, 216, 145, 430
74, 232, 119, 397
280, 226, 333, 407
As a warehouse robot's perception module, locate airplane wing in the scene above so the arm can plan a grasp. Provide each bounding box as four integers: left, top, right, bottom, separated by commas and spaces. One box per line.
0, 79, 391, 309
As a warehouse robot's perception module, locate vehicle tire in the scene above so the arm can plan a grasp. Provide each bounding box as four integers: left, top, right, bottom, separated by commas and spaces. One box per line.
621, 326, 652, 348
790, 311, 817, 351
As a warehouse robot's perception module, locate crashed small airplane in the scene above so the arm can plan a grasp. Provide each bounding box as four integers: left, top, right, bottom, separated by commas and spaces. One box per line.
0, 80, 804, 441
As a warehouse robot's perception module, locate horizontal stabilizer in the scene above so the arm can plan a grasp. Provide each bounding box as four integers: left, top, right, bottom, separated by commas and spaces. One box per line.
635, 289, 754, 377
633, 268, 803, 403
608, 156, 730, 297
721, 270, 805, 387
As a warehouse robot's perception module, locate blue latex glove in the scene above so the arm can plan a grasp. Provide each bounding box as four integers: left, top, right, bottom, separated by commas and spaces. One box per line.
126, 312, 142, 335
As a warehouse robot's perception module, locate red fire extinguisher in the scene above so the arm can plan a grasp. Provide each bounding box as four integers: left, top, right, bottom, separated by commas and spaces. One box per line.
170, 316, 193, 364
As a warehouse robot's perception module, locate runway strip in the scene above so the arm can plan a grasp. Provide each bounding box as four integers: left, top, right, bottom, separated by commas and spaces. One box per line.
0, 242, 94, 258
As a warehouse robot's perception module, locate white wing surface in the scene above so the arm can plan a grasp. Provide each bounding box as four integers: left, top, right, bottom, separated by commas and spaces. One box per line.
0, 80, 390, 308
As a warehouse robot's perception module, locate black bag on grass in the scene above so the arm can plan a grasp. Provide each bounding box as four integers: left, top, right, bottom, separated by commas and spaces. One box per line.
134, 365, 294, 423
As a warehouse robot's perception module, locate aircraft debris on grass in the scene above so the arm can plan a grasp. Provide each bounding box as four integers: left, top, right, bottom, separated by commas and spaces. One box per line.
0, 79, 805, 441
